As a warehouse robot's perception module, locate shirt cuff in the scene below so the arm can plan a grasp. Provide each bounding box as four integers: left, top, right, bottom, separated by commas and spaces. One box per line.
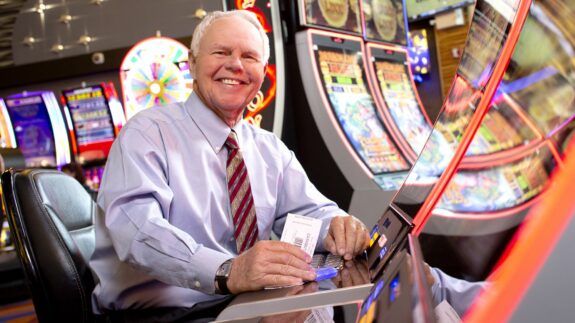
191, 247, 234, 295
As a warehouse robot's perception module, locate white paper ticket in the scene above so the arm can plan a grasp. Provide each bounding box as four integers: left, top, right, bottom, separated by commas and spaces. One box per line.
280, 213, 322, 257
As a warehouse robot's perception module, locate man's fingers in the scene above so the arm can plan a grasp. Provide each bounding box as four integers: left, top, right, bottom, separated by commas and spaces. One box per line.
258, 240, 311, 263
266, 274, 304, 288
330, 217, 346, 256
353, 223, 369, 256
344, 218, 357, 260
324, 235, 337, 255
264, 251, 311, 271
265, 263, 316, 282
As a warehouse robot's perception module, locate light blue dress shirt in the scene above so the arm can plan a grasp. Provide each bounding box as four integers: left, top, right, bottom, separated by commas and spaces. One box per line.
90, 93, 345, 312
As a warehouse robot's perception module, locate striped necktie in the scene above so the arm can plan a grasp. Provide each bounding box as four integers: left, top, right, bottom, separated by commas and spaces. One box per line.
225, 130, 259, 253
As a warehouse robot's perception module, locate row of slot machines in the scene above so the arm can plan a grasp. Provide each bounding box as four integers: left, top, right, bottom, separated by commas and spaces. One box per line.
0, 83, 124, 190
289, 0, 433, 223
291, 0, 575, 264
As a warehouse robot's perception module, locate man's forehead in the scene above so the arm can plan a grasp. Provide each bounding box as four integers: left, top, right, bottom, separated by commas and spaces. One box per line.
200, 17, 263, 51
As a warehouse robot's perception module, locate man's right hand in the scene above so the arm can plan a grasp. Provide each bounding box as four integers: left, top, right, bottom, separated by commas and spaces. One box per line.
226, 240, 316, 293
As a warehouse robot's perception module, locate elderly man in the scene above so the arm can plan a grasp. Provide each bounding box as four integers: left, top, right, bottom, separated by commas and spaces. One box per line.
90, 9, 369, 319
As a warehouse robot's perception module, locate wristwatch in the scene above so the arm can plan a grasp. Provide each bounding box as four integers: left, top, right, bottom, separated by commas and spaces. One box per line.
215, 259, 233, 295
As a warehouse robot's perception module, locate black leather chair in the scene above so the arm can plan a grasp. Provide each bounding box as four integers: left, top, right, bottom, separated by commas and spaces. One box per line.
2, 168, 101, 322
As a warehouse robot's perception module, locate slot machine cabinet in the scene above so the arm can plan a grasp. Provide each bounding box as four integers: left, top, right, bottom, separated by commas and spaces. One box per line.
2, 91, 71, 168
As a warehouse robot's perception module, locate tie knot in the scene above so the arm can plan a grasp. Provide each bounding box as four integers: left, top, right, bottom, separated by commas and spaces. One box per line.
225, 131, 239, 150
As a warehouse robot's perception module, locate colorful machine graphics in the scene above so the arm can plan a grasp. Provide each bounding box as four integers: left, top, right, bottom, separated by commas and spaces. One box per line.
315, 46, 410, 175
436, 148, 553, 213
408, 29, 431, 77
510, 72, 575, 137
466, 96, 539, 156
300, 0, 362, 34
370, 47, 432, 155
4, 92, 70, 167
408, 77, 479, 179
458, 0, 517, 89
62, 83, 125, 162
362, 0, 407, 45
120, 36, 193, 119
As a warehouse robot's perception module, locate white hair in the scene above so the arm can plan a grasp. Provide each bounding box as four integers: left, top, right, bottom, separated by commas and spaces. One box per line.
189, 10, 270, 74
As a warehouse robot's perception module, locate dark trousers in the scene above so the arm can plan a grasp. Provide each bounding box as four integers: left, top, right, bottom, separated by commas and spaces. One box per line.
105, 296, 233, 323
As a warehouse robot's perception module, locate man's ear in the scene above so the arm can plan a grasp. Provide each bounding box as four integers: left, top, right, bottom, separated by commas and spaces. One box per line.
189, 54, 197, 79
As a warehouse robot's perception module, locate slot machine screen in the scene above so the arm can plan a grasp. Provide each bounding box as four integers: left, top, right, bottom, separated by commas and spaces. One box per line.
63, 85, 116, 161
458, 0, 519, 89
466, 97, 539, 156
437, 147, 554, 213
299, 0, 362, 34
362, 0, 408, 46
5, 95, 57, 167
371, 47, 432, 154
312, 35, 411, 187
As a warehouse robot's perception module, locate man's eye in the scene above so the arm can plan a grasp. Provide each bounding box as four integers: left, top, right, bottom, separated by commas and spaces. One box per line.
243, 56, 259, 62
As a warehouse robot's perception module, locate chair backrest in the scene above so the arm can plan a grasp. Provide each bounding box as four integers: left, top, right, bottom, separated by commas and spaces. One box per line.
2, 168, 99, 322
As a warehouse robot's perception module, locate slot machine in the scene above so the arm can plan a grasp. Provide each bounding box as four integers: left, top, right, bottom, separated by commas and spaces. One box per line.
2, 91, 71, 168
61, 82, 126, 190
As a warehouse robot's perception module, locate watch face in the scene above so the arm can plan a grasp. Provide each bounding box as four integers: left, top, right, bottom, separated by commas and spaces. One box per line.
218, 259, 233, 277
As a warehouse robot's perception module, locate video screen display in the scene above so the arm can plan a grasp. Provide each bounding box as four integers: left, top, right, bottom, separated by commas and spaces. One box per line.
362, 0, 407, 45
392, 76, 482, 218
409, 77, 480, 178
458, 0, 517, 89
301, 0, 362, 34
510, 72, 575, 137
466, 97, 539, 155
5, 95, 56, 167
436, 145, 554, 213
371, 48, 432, 155
313, 39, 410, 175
63, 85, 115, 156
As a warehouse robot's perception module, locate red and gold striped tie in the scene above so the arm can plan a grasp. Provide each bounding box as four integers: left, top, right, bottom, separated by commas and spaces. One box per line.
225, 130, 259, 253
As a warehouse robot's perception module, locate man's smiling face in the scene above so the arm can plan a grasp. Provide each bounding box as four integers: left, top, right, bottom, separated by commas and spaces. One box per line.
191, 16, 266, 126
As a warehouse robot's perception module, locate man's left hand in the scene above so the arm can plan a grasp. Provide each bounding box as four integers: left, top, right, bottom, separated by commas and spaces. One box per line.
323, 215, 370, 260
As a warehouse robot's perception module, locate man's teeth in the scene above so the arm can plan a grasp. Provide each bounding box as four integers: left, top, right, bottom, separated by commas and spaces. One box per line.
221, 79, 240, 85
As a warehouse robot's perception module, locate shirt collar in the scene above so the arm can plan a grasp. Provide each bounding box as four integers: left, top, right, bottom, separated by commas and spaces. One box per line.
186, 92, 245, 153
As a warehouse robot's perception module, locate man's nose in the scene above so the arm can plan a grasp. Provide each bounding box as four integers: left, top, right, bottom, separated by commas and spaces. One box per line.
225, 55, 243, 72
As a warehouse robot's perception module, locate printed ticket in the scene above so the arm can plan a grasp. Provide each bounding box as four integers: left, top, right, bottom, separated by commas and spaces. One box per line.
280, 213, 322, 257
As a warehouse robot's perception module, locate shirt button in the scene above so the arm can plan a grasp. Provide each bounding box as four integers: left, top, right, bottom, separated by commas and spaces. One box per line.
194, 281, 201, 288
